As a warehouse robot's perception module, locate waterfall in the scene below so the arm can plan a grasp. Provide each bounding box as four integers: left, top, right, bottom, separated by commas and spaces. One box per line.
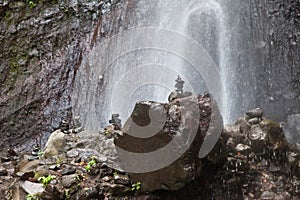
72, 0, 231, 130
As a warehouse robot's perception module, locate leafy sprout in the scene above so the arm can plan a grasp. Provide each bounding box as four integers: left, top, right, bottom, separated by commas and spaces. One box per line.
64, 189, 70, 199
113, 171, 118, 177
38, 175, 56, 187
131, 182, 142, 191
38, 150, 44, 159
103, 130, 109, 135
85, 156, 97, 171
26, 193, 40, 200
26, 0, 37, 9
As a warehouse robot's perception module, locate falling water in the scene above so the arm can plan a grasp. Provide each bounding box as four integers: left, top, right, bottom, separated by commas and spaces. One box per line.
72, 0, 232, 130
178, 0, 229, 122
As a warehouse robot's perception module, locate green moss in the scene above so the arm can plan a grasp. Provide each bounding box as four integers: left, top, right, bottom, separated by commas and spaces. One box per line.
51, 0, 59, 4
3, 11, 12, 21
25, 0, 37, 9
260, 118, 279, 129
9, 59, 19, 71
9, 54, 28, 74
30, 1, 36, 9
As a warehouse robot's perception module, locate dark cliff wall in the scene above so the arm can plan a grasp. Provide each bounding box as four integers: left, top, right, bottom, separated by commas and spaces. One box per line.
0, 0, 129, 152
226, 0, 299, 122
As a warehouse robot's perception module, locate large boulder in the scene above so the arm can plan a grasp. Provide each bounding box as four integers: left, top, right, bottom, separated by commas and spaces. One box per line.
114, 94, 223, 192
44, 130, 66, 158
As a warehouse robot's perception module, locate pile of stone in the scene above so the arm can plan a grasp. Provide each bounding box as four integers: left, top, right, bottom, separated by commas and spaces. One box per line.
0, 97, 300, 199
142, 108, 300, 199
202, 108, 300, 199
0, 125, 133, 199
0, 91, 223, 199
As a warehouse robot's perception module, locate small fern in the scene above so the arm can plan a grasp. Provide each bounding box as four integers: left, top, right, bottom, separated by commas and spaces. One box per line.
26, 193, 40, 200
131, 182, 142, 191
85, 156, 97, 171
38, 175, 56, 187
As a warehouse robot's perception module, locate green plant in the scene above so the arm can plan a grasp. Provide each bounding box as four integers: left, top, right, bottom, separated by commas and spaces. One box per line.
38, 175, 56, 187
55, 157, 62, 167
34, 171, 42, 179
38, 150, 44, 159
75, 174, 82, 182
26, 193, 40, 200
64, 189, 70, 199
131, 182, 141, 191
27, 0, 37, 9
103, 130, 109, 135
85, 156, 97, 171
4, 11, 12, 20
113, 171, 118, 177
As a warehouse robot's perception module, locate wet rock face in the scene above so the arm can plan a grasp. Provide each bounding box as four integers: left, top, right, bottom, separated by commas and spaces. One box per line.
114, 94, 223, 192
284, 113, 300, 143
0, 0, 127, 152
227, 0, 300, 122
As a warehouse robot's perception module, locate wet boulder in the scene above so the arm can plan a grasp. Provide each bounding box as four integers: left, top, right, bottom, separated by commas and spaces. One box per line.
114, 94, 223, 192
245, 108, 263, 120
260, 118, 288, 151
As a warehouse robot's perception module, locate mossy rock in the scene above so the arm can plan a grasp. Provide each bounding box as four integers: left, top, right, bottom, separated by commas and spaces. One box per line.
260, 118, 287, 150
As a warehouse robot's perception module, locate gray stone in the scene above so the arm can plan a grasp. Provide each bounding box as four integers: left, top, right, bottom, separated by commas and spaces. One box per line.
245, 108, 263, 119
7, 25, 17, 34
15, 159, 41, 175
42, 7, 60, 19
95, 155, 108, 163
28, 49, 39, 57
287, 152, 297, 163
168, 91, 179, 102
268, 164, 281, 172
114, 174, 130, 185
8, 1, 25, 9
66, 149, 79, 158
20, 180, 44, 195
0, 157, 11, 162
235, 144, 251, 155
103, 182, 131, 195
260, 119, 287, 150
0, 167, 8, 176
75, 186, 99, 200
75, 131, 123, 170
40, 184, 63, 200
249, 124, 264, 140
44, 130, 66, 158
16, 171, 34, 180
60, 166, 76, 175
260, 191, 276, 200
102, 176, 113, 182
61, 174, 79, 188
72, 126, 84, 133
49, 165, 60, 170
248, 117, 260, 125
274, 192, 291, 200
